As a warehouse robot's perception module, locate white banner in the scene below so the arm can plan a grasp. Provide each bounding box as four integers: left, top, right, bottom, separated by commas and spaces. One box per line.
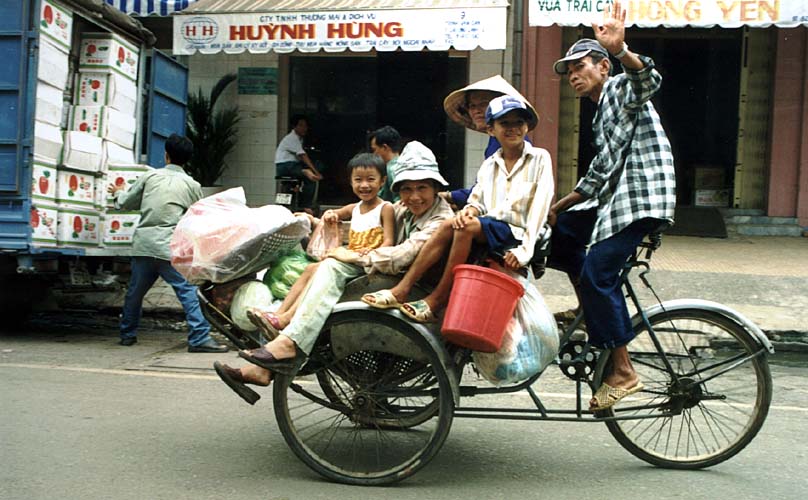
529, 0, 808, 28
173, 8, 507, 55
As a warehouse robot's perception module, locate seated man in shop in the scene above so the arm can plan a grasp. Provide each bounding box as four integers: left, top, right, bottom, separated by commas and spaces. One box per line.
274, 114, 323, 210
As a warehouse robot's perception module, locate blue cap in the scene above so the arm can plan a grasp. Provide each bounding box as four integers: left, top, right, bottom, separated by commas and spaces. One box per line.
553, 38, 609, 75
485, 95, 538, 129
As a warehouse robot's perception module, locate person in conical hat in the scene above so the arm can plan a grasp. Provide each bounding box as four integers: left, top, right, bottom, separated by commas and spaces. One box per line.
441, 75, 538, 207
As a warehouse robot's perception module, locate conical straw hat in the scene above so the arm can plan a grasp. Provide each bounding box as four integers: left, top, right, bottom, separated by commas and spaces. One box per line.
443, 75, 538, 131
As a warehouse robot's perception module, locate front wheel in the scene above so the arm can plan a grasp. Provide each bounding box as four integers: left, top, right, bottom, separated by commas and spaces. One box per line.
273, 309, 455, 485
605, 308, 772, 469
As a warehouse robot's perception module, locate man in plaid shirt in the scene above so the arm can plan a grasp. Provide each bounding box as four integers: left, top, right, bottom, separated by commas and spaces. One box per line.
548, 1, 676, 412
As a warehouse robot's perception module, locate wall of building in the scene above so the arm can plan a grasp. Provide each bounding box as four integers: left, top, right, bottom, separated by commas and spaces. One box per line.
769, 29, 808, 226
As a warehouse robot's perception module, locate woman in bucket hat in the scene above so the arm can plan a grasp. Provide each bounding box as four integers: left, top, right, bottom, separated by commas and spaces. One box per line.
213, 142, 453, 405
441, 75, 537, 207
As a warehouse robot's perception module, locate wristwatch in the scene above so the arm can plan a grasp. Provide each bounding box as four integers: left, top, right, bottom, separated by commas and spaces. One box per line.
614, 42, 629, 59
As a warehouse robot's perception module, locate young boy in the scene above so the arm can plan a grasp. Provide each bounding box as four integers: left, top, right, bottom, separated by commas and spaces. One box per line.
363, 95, 554, 322
248, 153, 395, 336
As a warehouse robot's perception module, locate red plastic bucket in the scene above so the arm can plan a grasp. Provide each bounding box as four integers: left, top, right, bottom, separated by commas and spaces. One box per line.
441, 264, 524, 353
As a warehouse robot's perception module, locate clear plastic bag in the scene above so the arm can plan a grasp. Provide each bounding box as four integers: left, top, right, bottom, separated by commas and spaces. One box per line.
472, 265, 560, 385
230, 280, 274, 331
306, 220, 342, 261
170, 187, 310, 284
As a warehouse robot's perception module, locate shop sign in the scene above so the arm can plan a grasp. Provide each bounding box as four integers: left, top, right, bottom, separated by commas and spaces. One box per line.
238, 67, 278, 95
173, 8, 506, 54
529, 0, 807, 28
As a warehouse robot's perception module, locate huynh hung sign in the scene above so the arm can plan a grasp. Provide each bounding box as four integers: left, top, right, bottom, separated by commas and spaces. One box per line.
173, 8, 506, 54
529, 0, 808, 28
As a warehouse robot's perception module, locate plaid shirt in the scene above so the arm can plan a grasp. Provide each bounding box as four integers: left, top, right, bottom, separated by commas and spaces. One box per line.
572, 55, 676, 244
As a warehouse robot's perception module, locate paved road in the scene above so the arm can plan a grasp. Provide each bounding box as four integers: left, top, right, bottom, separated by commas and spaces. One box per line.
1, 326, 806, 500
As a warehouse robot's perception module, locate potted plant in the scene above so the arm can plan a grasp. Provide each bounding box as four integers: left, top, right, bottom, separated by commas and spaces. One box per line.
185, 73, 240, 191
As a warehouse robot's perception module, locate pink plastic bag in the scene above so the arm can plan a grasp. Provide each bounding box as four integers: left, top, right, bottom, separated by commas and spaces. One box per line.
306, 220, 342, 261
170, 188, 310, 284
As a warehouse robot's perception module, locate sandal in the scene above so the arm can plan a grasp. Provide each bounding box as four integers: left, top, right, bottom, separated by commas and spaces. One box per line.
399, 300, 438, 323
590, 381, 644, 412
213, 361, 264, 405
361, 289, 402, 309
246, 308, 281, 340
238, 345, 306, 376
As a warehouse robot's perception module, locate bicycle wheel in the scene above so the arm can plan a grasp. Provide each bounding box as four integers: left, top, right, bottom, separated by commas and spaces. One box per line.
273, 309, 455, 485
605, 308, 772, 468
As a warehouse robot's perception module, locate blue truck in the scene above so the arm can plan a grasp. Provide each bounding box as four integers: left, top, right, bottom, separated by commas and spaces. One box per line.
0, 0, 188, 317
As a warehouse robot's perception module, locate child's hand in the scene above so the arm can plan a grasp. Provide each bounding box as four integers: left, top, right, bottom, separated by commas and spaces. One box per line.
452, 208, 476, 230
503, 251, 521, 270
322, 210, 339, 224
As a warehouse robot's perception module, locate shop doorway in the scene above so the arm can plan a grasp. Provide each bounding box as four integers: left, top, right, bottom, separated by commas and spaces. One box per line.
577, 28, 743, 207
289, 53, 467, 205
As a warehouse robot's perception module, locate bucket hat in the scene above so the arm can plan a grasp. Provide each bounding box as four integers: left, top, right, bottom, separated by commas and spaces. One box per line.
553, 38, 610, 75
443, 75, 538, 131
391, 141, 449, 193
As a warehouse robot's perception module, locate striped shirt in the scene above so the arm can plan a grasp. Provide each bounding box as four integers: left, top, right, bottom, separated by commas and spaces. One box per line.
466, 144, 555, 265
572, 55, 676, 244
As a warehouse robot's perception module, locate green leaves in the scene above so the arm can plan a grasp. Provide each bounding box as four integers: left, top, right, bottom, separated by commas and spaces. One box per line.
186, 73, 240, 187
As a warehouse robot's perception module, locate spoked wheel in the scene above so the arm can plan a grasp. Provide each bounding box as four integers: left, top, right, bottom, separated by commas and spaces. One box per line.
273, 309, 455, 485
605, 308, 772, 468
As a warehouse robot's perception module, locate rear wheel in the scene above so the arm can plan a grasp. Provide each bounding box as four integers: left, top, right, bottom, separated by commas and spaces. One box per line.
273, 309, 454, 485
605, 308, 772, 468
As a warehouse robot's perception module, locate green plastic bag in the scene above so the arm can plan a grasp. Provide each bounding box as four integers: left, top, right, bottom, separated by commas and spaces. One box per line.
264, 250, 311, 298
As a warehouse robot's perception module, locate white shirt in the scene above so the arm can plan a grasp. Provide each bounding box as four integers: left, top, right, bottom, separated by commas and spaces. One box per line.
275, 130, 305, 164
466, 144, 554, 266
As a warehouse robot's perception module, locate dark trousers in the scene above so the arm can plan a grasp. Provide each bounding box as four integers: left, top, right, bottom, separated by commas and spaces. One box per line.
547, 209, 661, 349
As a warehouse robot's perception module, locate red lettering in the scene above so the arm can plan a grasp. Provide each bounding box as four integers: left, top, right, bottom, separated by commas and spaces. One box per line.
202, 26, 214, 36
281, 25, 297, 38
299, 23, 315, 38
385, 22, 403, 37
185, 26, 196, 36
230, 25, 246, 40
327, 23, 344, 38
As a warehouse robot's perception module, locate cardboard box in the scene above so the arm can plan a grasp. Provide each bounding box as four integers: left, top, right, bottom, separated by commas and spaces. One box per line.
56, 168, 96, 208
37, 38, 70, 89
74, 72, 137, 115
94, 173, 107, 209
35, 81, 65, 127
106, 164, 151, 205
32, 156, 58, 202
103, 140, 136, 169
31, 202, 59, 247
71, 105, 136, 149
79, 33, 140, 82
33, 120, 63, 162
694, 166, 726, 189
694, 189, 730, 207
62, 131, 103, 173
57, 207, 100, 247
39, 0, 72, 52
102, 210, 140, 246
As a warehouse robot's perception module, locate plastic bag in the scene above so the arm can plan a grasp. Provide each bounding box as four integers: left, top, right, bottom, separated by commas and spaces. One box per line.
472, 265, 560, 385
170, 187, 311, 284
306, 220, 342, 261
264, 249, 311, 299
230, 281, 274, 331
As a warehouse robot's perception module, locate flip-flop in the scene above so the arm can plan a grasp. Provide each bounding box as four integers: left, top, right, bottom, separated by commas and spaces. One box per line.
213, 361, 263, 405
399, 300, 438, 323
361, 289, 402, 309
238, 345, 306, 376
246, 308, 281, 340
553, 309, 579, 322
590, 381, 644, 412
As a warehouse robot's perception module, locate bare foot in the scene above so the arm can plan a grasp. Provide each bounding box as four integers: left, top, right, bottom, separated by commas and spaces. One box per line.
240, 364, 272, 386
589, 370, 640, 409
263, 335, 297, 360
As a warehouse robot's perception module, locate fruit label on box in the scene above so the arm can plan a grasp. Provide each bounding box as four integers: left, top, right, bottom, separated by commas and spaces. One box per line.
74, 73, 137, 115
72, 105, 104, 136
103, 211, 140, 245
39, 0, 72, 53
57, 209, 100, 246
32, 159, 57, 201
56, 169, 95, 207
79, 33, 139, 82
106, 166, 150, 204
31, 203, 58, 246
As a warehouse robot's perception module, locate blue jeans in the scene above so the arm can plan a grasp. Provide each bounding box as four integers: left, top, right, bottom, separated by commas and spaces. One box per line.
580, 218, 663, 349
120, 256, 212, 346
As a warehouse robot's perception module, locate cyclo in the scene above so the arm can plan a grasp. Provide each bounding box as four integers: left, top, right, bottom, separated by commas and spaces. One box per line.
198, 229, 774, 486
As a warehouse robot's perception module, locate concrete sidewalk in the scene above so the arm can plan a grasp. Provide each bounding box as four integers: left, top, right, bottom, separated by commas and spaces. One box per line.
134, 234, 807, 342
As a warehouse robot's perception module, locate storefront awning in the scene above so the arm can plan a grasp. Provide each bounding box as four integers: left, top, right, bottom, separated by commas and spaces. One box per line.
172, 0, 509, 55
105, 0, 197, 16
529, 0, 808, 28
